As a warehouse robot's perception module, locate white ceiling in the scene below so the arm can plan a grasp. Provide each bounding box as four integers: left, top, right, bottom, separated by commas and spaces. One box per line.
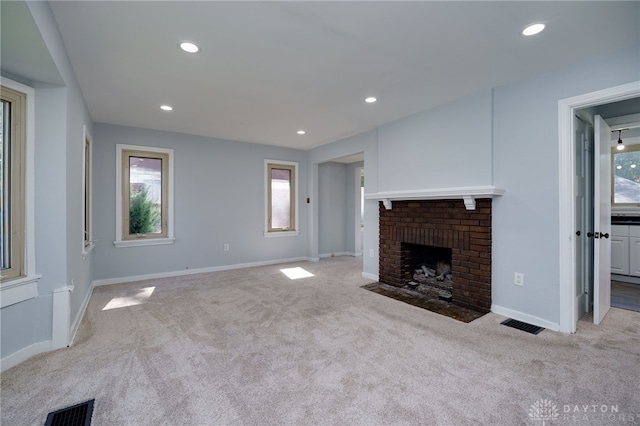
43, 1, 640, 150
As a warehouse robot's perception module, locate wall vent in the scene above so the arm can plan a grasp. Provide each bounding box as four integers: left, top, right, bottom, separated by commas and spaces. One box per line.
501, 318, 544, 335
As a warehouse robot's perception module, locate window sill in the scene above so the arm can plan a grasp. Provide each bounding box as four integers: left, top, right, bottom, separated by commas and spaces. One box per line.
1, 274, 41, 308
113, 238, 176, 248
263, 230, 301, 238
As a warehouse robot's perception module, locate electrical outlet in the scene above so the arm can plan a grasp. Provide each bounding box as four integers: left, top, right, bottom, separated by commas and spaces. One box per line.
514, 272, 524, 286
224, 243, 230, 251
369, 249, 375, 257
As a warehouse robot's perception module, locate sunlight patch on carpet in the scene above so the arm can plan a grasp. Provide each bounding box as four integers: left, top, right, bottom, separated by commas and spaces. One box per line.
280, 267, 314, 280
102, 287, 155, 311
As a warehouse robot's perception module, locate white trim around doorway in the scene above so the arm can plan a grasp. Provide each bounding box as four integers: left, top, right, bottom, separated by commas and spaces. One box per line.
558, 81, 640, 333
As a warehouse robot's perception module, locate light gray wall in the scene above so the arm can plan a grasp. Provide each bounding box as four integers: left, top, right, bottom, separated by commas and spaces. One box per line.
491, 44, 640, 325
377, 89, 493, 192
29, 0, 95, 341
1, 1, 94, 359
1, 85, 67, 358
318, 162, 348, 256
92, 124, 308, 280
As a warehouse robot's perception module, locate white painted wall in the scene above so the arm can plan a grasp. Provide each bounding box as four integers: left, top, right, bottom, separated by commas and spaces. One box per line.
377, 89, 493, 192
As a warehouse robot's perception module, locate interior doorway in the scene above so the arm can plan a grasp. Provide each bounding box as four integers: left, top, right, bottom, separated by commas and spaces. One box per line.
558, 81, 640, 333
576, 105, 640, 321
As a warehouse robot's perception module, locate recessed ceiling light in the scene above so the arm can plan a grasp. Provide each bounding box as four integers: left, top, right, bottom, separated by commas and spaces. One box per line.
522, 23, 545, 36
179, 41, 200, 53
365, 97, 377, 103
297, 130, 306, 135
160, 105, 173, 111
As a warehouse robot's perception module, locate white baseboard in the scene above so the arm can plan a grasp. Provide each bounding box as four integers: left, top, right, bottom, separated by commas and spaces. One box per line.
362, 272, 379, 281
69, 282, 95, 346
319, 252, 354, 258
1, 341, 52, 373
93, 256, 313, 286
491, 304, 561, 332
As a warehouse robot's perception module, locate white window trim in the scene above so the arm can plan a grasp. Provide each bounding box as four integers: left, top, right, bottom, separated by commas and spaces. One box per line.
0, 77, 39, 305
611, 143, 640, 209
115, 144, 175, 248
264, 159, 300, 238
82, 125, 94, 260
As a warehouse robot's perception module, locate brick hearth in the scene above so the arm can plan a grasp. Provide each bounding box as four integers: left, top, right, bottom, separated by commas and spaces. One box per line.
378, 199, 492, 313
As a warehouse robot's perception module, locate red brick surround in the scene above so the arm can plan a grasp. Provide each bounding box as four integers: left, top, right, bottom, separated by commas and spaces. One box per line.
378, 199, 492, 312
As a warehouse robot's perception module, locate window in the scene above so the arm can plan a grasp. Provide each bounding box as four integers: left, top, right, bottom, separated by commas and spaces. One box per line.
82, 127, 92, 255
265, 160, 299, 237
115, 144, 174, 247
613, 145, 640, 205
1, 84, 26, 282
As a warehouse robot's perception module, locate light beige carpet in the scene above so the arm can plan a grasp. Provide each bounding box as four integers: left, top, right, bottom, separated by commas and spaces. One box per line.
2, 256, 639, 425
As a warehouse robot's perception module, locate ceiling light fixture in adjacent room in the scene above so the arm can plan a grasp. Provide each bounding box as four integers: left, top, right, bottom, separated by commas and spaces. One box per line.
522, 23, 546, 36
297, 130, 306, 135
179, 41, 200, 53
616, 129, 625, 151
160, 105, 173, 111
365, 97, 377, 103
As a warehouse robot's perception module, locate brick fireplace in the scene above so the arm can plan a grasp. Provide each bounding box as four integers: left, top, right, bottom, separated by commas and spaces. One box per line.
378, 199, 492, 313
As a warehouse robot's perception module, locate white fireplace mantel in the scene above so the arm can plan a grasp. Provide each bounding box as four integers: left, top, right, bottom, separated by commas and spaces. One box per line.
364, 186, 505, 210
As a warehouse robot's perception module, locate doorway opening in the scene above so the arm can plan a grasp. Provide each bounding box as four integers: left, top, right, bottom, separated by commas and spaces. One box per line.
558, 81, 640, 333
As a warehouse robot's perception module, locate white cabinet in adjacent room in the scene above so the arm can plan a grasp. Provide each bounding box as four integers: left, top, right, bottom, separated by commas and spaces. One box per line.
629, 226, 640, 276
611, 225, 630, 275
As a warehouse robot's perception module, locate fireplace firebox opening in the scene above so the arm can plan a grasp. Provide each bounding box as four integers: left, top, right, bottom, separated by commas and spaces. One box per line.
402, 243, 453, 302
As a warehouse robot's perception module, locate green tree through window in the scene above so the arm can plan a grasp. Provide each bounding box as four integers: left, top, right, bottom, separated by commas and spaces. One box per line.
129, 187, 160, 234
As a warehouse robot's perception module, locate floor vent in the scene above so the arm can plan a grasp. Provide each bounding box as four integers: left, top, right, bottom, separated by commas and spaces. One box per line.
501, 318, 544, 335
45, 399, 94, 426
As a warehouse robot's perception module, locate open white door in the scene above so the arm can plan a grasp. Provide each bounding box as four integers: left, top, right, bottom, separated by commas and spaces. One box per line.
574, 116, 592, 320
593, 115, 612, 324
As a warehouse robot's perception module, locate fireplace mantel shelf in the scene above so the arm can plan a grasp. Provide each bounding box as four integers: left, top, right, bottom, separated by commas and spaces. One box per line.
365, 186, 505, 210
